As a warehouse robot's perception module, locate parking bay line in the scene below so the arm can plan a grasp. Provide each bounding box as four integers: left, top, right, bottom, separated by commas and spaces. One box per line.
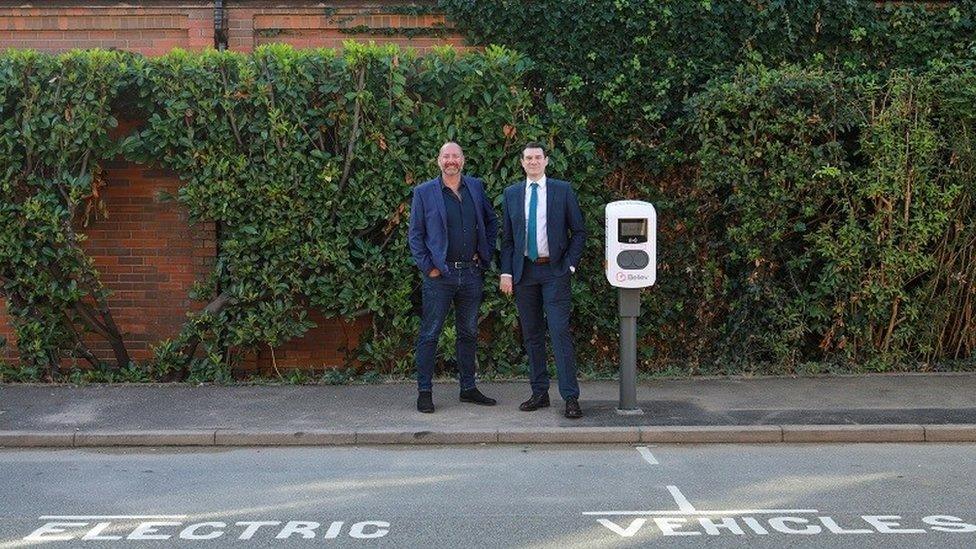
583, 485, 818, 516
582, 509, 820, 516
636, 446, 658, 465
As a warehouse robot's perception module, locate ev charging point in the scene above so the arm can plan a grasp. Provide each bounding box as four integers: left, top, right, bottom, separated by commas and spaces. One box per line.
605, 201, 656, 415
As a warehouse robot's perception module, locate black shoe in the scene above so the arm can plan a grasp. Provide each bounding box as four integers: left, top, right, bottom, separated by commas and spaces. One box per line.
460, 387, 497, 406
417, 391, 435, 413
564, 397, 582, 419
519, 392, 550, 411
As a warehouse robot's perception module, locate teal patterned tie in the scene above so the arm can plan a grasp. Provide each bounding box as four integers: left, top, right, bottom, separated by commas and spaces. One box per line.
527, 182, 539, 261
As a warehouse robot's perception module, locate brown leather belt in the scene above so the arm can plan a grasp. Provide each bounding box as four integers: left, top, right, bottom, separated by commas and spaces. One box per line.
530, 257, 550, 265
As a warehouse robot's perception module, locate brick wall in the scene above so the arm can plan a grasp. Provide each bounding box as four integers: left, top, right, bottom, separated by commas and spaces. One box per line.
0, 156, 371, 372
237, 313, 372, 376
0, 1, 467, 56
234, 6, 465, 52
0, 1, 464, 373
0, 2, 214, 55
81, 161, 216, 363
0, 158, 215, 367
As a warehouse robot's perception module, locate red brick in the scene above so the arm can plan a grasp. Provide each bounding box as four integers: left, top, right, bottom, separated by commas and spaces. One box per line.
0, 7, 211, 54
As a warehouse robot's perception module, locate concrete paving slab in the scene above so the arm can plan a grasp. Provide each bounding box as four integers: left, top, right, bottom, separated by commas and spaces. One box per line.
354, 430, 498, 444
923, 424, 976, 442
0, 431, 74, 447
782, 424, 924, 443
215, 430, 355, 446
75, 430, 215, 446
498, 427, 640, 443
640, 425, 783, 443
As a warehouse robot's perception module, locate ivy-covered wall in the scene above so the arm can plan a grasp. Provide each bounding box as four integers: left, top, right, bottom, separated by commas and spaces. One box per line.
0, 44, 596, 382
2, 1, 976, 382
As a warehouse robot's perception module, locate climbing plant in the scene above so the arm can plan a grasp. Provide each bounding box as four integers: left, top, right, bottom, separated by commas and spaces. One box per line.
127, 43, 595, 379
0, 49, 133, 377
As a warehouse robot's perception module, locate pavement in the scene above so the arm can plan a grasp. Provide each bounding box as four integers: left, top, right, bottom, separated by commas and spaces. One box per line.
2, 373, 976, 447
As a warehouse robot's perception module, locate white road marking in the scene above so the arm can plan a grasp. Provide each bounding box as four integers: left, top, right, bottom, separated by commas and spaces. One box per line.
38, 515, 188, 520
583, 485, 818, 516
636, 447, 658, 465
582, 509, 820, 516
667, 485, 696, 512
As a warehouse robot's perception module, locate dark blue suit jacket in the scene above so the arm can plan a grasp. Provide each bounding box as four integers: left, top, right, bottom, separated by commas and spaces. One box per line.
408, 175, 498, 276
500, 178, 586, 284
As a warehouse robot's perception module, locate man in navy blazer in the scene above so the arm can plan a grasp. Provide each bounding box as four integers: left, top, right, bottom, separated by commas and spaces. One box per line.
499, 142, 587, 418
408, 142, 498, 413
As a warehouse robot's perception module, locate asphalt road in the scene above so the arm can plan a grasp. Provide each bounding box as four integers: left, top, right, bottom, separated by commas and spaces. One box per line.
1, 444, 975, 548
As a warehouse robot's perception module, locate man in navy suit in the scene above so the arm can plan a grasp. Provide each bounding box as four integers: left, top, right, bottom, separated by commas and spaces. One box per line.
500, 142, 587, 418
408, 142, 498, 413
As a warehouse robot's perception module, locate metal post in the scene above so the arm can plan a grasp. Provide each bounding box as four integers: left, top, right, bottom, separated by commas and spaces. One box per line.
617, 288, 643, 415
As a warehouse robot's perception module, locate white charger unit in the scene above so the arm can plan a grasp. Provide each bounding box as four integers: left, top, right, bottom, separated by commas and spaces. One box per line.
605, 200, 656, 289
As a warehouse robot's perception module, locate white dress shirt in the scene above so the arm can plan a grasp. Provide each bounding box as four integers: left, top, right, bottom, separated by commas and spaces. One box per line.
501, 176, 575, 278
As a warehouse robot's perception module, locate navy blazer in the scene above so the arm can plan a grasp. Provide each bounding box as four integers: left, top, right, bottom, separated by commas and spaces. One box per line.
500, 178, 586, 284
408, 175, 498, 276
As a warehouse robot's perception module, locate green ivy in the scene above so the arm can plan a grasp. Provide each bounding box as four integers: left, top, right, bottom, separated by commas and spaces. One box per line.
688, 64, 976, 371
3, 2, 976, 381
124, 43, 596, 379
440, 0, 976, 373
0, 49, 134, 377
338, 26, 451, 39
440, 0, 976, 175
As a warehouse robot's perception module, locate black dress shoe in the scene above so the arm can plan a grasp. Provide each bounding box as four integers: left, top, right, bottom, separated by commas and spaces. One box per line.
519, 393, 550, 411
564, 397, 582, 419
460, 387, 497, 406
417, 391, 435, 413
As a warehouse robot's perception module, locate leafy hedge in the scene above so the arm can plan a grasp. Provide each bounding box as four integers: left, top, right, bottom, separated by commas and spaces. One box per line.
127, 43, 601, 380
439, 0, 976, 373
687, 65, 976, 372
441, 0, 976, 174
2, 2, 976, 381
1, 44, 599, 380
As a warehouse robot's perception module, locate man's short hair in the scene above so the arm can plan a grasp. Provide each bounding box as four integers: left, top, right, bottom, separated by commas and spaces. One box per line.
522, 142, 547, 156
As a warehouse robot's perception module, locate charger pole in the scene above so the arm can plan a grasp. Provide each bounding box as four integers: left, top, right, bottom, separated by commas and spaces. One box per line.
617, 288, 643, 415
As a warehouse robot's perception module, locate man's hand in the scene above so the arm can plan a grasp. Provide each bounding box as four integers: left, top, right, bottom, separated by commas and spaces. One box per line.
499, 275, 513, 296
428, 268, 441, 278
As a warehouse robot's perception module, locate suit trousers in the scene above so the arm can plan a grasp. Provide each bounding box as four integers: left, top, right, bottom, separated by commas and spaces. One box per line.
415, 267, 483, 392
514, 259, 580, 400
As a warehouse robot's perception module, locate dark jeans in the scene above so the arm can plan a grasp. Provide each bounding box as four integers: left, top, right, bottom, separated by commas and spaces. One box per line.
415, 267, 484, 392
514, 259, 580, 400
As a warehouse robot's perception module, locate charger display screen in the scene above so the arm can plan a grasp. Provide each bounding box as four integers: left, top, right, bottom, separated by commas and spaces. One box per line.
618, 219, 647, 243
